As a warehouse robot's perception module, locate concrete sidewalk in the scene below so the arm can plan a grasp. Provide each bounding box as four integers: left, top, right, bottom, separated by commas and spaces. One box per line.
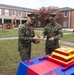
0, 37, 18, 40
59, 40, 74, 47
0, 37, 74, 47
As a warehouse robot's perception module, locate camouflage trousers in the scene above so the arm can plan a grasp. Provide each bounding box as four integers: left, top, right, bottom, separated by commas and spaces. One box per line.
45, 40, 59, 55
45, 47, 55, 55
19, 43, 31, 61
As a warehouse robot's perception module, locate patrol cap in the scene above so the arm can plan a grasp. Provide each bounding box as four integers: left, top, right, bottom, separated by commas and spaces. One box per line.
28, 14, 35, 20
49, 13, 57, 20
50, 13, 56, 17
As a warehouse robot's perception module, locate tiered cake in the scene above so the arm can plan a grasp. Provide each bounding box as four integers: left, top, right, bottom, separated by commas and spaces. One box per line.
48, 46, 74, 66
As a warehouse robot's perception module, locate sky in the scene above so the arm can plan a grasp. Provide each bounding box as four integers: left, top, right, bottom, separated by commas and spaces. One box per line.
0, 0, 74, 9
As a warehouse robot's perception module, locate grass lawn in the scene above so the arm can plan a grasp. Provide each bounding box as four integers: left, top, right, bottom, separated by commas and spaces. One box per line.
0, 29, 42, 38
0, 29, 74, 42
0, 29, 74, 75
0, 29, 18, 38
61, 34, 74, 42
0, 39, 45, 75
0, 40, 20, 75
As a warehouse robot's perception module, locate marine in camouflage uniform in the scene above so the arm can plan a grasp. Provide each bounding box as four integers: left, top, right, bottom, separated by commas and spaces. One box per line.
42, 14, 63, 55
18, 17, 39, 61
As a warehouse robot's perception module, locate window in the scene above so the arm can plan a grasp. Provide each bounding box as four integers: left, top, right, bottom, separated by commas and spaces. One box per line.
64, 11, 68, 17
63, 21, 67, 27
5, 10, 9, 16
0, 9, 1, 15
12, 10, 16, 16
18, 11, 22, 16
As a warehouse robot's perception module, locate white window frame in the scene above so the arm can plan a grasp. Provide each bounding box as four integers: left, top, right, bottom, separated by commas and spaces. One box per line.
5, 9, 9, 16
64, 11, 68, 17
18, 11, 22, 17
63, 21, 67, 27
12, 10, 16, 16
0, 9, 1, 15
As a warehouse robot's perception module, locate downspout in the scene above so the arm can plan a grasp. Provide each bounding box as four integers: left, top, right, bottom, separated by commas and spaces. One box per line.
68, 10, 71, 29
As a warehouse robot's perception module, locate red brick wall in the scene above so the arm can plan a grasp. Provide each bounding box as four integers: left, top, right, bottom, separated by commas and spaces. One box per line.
57, 11, 70, 28
1, 8, 27, 18
22, 11, 27, 18
9, 9, 12, 16
70, 11, 74, 28
2, 8, 5, 15
57, 10, 74, 29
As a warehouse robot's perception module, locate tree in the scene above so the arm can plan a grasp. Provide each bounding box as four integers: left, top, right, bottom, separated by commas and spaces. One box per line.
32, 6, 62, 26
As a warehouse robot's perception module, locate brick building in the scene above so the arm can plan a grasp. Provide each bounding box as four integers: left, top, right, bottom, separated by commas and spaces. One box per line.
57, 7, 74, 29
0, 4, 34, 28
0, 4, 74, 29
34, 7, 74, 29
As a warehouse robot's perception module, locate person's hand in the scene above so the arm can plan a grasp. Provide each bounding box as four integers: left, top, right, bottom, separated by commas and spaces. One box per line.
33, 36, 40, 40
35, 40, 40, 44
49, 37, 54, 41
33, 36, 40, 44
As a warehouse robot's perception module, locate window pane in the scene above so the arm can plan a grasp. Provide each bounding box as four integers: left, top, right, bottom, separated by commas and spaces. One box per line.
5, 10, 9, 16
18, 11, 22, 16
12, 10, 16, 15
64, 11, 68, 17
63, 21, 67, 27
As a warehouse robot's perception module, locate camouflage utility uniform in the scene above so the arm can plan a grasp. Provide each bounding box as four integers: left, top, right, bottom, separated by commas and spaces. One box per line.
18, 23, 35, 61
43, 22, 63, 54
